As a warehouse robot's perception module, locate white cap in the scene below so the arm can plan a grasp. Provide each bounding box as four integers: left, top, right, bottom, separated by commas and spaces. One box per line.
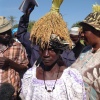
70, 27, 79, 35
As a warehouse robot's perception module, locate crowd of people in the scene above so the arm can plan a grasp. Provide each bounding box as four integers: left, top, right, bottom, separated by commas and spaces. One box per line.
0, 0, 100, 100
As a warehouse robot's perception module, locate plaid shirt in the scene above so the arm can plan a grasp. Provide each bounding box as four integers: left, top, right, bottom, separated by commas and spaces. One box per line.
0, 41, 29, 95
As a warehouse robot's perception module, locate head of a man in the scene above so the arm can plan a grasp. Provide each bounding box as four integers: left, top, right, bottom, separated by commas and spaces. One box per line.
70, 27, 80, 44
0, 16, 12, 45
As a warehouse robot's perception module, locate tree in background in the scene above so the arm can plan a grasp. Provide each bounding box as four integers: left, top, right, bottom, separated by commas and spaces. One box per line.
13, 20, 35, 33
28, 20, 35, 32
13, 24, 18, 29
71, 21, 81, 28
8, 16, 16, 27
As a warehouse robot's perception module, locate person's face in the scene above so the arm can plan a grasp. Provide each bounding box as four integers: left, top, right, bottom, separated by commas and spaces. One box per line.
70, 34, 79, 44
0, 30, 12, 45
39, 46, 60, 67
80, 25, 98, 45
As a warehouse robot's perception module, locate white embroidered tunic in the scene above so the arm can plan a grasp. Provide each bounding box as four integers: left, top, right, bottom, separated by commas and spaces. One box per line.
20, 64, 86, 100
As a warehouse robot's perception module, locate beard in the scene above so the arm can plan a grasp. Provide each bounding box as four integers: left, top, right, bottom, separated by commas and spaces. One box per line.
0, 37, 11, 45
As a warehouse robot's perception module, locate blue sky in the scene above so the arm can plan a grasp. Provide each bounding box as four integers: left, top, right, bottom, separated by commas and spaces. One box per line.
0, 0, 100, 29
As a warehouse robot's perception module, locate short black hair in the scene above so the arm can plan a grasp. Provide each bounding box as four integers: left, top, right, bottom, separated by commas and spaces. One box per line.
0, 83, 15, 100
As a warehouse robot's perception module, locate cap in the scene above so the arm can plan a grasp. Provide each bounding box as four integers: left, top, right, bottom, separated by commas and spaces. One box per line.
70, 27, 79, 35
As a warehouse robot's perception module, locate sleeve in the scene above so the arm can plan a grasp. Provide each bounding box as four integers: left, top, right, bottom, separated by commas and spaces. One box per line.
25, 81, 33, 100
61, 49, 76, 67
16, 15, 32, 65
71, 68, 86, 100
17, 14, 30, 43
20, 68, 33, 99
64, 68, 86, 100
19, 45, 29, 66
20, 77, 33, 100
14, 42, 29, 67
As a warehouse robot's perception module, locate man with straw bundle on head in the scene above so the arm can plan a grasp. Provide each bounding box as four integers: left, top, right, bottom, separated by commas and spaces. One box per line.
20, 0, 86, 100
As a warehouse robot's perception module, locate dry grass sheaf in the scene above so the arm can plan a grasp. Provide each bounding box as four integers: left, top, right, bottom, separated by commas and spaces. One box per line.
30, 11, 72, 49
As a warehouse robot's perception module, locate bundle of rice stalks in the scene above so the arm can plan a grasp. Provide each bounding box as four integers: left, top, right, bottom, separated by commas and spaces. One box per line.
30, 0, 72, 49
92, 3, 100, 12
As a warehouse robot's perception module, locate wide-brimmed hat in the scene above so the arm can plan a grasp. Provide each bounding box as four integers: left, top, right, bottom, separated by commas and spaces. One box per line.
0, 16, 12, 33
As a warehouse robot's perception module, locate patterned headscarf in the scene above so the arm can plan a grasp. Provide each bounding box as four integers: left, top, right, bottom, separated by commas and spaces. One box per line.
80, 4, 100, 31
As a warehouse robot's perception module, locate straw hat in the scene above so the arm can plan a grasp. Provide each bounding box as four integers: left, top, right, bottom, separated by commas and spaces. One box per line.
0, 16, 12, 33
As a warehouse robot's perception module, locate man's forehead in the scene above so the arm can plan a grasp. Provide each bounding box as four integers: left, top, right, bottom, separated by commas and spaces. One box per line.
70, 34, 79, 37
0, 30, 11, 35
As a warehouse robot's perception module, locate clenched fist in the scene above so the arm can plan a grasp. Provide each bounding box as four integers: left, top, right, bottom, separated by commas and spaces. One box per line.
0, 57, 10, 69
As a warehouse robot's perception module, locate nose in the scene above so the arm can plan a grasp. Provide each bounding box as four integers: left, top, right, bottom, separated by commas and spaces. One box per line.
43, 50, 49, 57
4, 34, 10, 38
80, 32, 84, 38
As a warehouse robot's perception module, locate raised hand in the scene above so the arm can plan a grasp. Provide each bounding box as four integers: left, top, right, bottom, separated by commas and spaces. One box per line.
0, 57, 10, 69
25, 2, 35, 16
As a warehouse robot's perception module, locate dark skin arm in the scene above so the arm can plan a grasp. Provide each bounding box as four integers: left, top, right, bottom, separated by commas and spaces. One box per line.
0, 57, 28, 72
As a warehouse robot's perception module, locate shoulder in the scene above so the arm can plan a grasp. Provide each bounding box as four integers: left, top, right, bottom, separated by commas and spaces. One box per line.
23, 68, 33, 79
64, 67, 81, 76
23, 63, 37, 79
21, 67, 35, 99
64, 67, 83, 84
12, 41, 27, 51
11, 41, 23, 47
23, 66, 36, 80
63, 68, 86, 98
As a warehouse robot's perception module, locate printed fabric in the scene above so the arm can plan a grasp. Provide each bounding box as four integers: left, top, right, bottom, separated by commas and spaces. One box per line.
71, 46, 100, 100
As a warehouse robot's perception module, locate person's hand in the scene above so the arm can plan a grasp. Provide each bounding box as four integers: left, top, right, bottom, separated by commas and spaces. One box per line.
25, 2, 35, 16
0, 57, 10, 69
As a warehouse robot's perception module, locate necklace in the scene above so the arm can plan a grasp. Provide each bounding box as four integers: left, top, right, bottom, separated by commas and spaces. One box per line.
43, 67, 60, 92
